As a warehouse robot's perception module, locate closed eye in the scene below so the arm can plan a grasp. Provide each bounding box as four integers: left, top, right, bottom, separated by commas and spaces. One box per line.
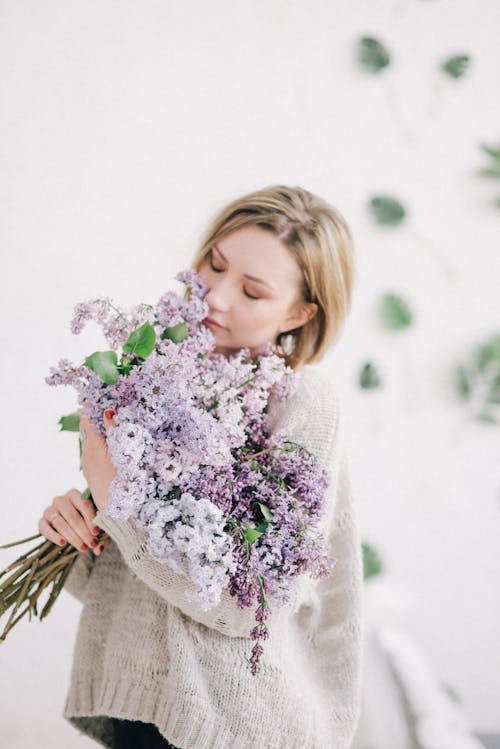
208, 251, 260, 300
209, 255, 223, 273
244, 290, 260, 300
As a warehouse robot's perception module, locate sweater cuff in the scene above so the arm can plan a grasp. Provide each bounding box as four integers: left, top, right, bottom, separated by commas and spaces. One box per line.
94, 510, 147, 558
93, 507, 259, 638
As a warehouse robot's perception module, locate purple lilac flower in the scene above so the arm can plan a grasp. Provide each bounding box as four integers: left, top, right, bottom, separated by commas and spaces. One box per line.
46, 267, 335, 676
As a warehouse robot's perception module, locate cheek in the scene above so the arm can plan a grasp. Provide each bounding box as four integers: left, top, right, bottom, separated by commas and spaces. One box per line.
239, 306, 279, 333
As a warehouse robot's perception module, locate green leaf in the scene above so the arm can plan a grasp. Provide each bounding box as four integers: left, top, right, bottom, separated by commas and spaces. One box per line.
476, 334, 500, 372
252, 501, 274, 522
486, 390, 500, 405
476, 167, 500, 180
380, 293, 413, 330
117, 362, 133, 376
479, 142, 500, 162
362, 542, 383, 580
474, 411, 497, 424
441, 54, 471, 79
369, 196, 406, 226
84, 350, 120, 384
359, 362, 381, 389
244, 523, 265, 544
454, 364, 471, 400
122, 321, 156, 359
357, 36, 391, 73
454, 333, 500, 424
58, 412, 81, 432
255, 522, 269, 534
81, 487, 92, 500
161, 321, 188, 343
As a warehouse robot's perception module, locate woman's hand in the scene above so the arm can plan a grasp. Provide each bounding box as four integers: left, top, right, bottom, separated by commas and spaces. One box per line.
79, 404, 118, 513
38, 487, 110, 554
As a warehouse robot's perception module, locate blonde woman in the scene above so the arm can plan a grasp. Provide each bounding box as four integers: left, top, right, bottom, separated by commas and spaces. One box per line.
39, 184, 363, 749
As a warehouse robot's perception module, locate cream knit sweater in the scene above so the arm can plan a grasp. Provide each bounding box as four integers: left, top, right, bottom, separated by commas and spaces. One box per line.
62, 365, 364, 749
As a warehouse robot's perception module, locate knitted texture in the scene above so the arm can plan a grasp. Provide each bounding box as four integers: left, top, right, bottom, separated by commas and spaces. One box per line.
62, 365, 364, 749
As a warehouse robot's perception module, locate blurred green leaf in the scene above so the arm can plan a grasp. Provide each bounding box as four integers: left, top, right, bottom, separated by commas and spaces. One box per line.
84, 350, 120, 385
363, 542, 383, 580
480, 142, 500, 162
475, 412, 498, 424
441, 54, 471, 79
476, 167, 500, 180
161, 321, 188, 343
359, 362, 382, 389
454, 365, 472, 400
370, 196, 406, 226
58, 412, 81, 432
476, 334, 500, 371
454, 333, 500, 425
357, 36, 391, 73
122, 321, 156, 359
380, 293, 413, 329
476, 141, 500, 209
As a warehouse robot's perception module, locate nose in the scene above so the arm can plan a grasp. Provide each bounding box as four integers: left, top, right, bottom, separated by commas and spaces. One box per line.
203, 277, 231, 313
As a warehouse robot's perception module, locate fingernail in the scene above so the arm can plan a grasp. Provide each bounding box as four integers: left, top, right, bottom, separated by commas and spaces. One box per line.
81, 544, 88, 551
99, 544, 105, 553
104, 409, 115, 419
90, 539, 98, 548
60, 539, 67, 545
92, 526, 100, 535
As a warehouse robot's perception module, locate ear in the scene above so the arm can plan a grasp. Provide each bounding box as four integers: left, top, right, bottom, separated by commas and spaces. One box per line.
278, 301, 318, 335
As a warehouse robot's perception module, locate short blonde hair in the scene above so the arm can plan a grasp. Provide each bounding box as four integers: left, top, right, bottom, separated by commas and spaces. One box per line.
190, 184, 356, 370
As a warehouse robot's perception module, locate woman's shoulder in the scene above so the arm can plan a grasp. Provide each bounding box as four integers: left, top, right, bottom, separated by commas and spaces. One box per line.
285, 364, 340, 419
296, 364, 339, 399
267, 364, 341, 466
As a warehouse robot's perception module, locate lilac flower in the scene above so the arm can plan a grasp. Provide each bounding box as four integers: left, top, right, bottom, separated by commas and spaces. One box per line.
146, 492, 237, 609
175, 269, 208, 299
156, 291, 186, 327
47, 267, 335, 676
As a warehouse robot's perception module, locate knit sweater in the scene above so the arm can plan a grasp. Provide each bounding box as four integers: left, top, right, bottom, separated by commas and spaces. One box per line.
62, 365, 364, 749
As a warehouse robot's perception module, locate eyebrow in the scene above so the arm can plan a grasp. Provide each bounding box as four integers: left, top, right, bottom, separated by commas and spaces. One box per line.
212, 244, 275, 291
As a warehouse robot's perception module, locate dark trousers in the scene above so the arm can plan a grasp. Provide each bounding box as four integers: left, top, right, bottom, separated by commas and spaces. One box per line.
112, 717, 181, 749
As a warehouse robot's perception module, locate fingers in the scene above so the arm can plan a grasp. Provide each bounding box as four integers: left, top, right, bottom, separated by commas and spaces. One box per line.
67, 487, 100, 536
38, 489, 108, 555
38, 514, 67, 548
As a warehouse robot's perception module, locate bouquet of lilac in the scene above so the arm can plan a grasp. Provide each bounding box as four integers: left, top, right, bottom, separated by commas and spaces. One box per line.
43, 270, 336, 674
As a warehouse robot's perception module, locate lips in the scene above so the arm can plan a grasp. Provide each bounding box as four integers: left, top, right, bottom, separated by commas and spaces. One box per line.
204, 317, 224, 329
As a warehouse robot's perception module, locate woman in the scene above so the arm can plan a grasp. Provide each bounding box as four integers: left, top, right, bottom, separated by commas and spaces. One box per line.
38, 184, 364, 749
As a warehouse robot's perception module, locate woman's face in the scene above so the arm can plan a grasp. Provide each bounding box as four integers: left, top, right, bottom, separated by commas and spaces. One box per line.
196, 224, 317, 359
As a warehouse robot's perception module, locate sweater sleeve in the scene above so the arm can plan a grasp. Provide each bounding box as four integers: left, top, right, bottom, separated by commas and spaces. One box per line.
93, 508, 271, 638
63, 548, 96, 604
304, 400, 364, 747
92, 369, 344, 640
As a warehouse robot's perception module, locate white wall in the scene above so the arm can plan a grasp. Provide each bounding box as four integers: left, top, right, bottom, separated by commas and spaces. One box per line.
0, 0, 499, 744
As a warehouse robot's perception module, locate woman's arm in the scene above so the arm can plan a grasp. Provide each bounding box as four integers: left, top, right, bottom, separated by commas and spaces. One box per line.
93, 509, 281, 638
63, 548, 97, 604
304, 398, 364, 746
92, 369, 346, 640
